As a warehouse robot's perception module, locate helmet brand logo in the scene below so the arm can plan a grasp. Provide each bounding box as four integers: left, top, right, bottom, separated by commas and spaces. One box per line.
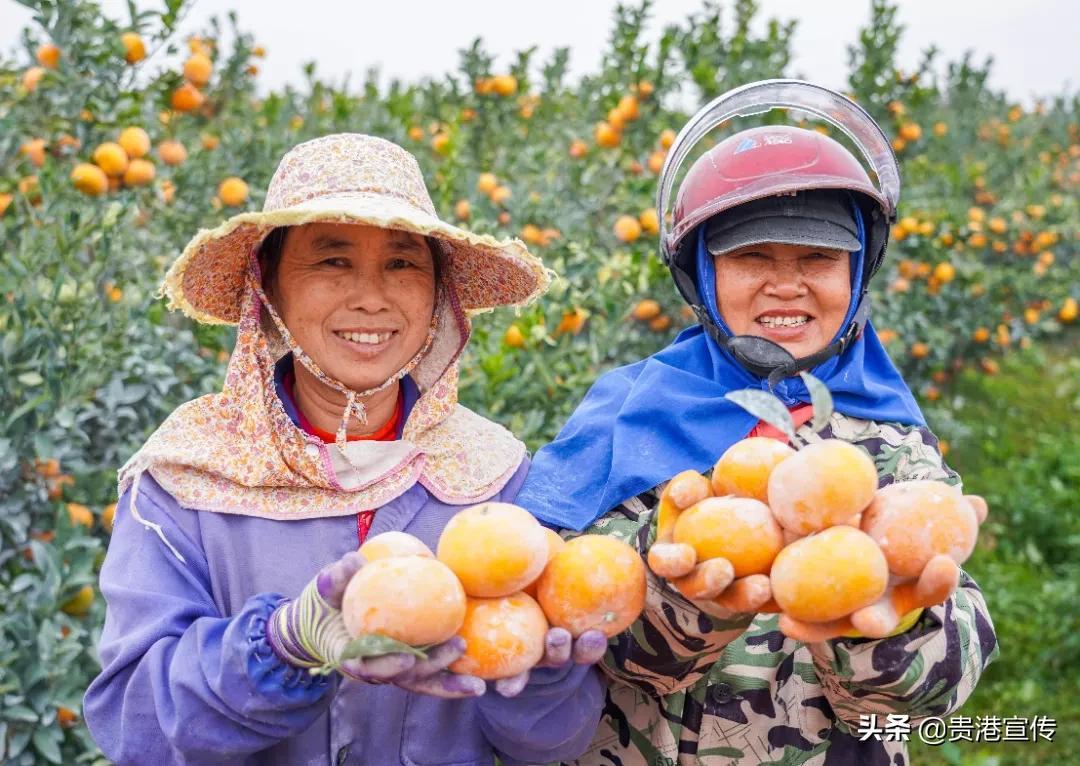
733, 133, 793, 155
734, 137, 759, 154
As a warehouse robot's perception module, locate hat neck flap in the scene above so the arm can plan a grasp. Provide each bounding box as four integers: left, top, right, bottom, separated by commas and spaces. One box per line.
117, 252, 525, 528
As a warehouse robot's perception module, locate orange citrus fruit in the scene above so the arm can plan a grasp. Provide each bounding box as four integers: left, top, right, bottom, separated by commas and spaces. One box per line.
639, 208, 660, 235
477, 172, 498, 195
341, 556, 466, 646
67, 503, 93, 528
449, 593, 548, 679
631, 299, 661, 321
183, 52, 213, 86
60, 585, 95, 617
123, 159, 156, 187
711, 436, 796, 503
121, 32, 146, 63
437, 502, 549, 598
860, 480, 979, 577
767, 439, 878, 535
218, 177, 249, 206
171, 83, 205, 112
70, 163, 108, 196
613, 215, 642, 242
536, 534, 646, 637
672, 496, 784, 577
157, 140, 188, 166
93, 142, 129, 177
770, 526, 889, 623
118, 127, 151, 159
36, 43, 61, 69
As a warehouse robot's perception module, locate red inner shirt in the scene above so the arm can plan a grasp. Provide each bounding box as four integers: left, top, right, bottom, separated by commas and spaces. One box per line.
748, 402, 815, 442
282, 368, 403, 544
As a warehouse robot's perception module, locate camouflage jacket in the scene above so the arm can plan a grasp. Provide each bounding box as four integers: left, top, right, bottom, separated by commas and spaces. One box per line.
562, 413, 999, 766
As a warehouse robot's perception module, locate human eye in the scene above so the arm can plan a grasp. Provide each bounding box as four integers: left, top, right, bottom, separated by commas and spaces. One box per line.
387, 257, 415, 270
319, 256, 350, 267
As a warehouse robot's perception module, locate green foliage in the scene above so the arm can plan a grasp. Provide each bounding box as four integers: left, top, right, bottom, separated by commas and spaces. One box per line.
911, 338, 1080, 765
0, 0, 1076, 761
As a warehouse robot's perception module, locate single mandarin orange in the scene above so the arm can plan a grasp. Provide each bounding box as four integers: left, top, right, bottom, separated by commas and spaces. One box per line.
449, 593, 548, 679
767, 439, 878, 535
536, 534, 646, 637
770, 526, 889, 623
861, 480, 979, 577
712, 437, 796, 503
437, 503, 549, 598
341, 556, 466, 646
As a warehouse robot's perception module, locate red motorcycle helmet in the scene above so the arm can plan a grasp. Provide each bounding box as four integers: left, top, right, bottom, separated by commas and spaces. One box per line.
656, 80, 901, 382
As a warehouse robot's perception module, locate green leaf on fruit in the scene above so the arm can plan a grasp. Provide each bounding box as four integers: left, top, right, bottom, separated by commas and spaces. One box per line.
799, 372, 835, 433
339, 633, 427, 661
724, 388, 796, 443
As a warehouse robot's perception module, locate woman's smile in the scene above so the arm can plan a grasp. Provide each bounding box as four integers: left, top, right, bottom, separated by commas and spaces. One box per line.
332, 328, 399, 359
754, 309, 816, 343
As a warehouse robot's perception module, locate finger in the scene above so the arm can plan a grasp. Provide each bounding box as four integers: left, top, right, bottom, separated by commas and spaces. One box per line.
537, 627, 572, 668
673, 557, 735, 600
913, 554, 960, 606
397, 671, 486, 699
398, 636, 467, 680
571, 629, 608, 665
647, 542, 697, 579
756, 597, 782, 614
317, 550, 366, 607
850, 596, 900, 638
711, 574, 771, 613
657, 471, 711, 543
965, 494, 989, 525
779, 613, 855, 643
340, 652, 417, 682
667, 470, 712, 510
494, 671, 531, 698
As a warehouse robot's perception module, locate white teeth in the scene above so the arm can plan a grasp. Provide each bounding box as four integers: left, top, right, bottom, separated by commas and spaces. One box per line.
758, 315, 809, 328
338, 331, 392, 345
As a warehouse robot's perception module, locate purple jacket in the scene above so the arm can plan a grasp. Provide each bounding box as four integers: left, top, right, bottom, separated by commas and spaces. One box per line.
84, 366, 605, 765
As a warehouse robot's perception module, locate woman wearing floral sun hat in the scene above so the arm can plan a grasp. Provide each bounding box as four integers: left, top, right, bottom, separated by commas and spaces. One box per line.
83, 134, 606, 765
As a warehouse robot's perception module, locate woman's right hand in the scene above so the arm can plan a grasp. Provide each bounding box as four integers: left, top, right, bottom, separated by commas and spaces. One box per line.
646, 470, 774, 619
267, 551, 485, 698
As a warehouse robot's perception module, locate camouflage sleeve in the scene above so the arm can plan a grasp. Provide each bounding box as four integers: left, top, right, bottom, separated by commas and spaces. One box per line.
572, 489, 756, 697
803, 416, 1000, 726
808, 569, 998, 726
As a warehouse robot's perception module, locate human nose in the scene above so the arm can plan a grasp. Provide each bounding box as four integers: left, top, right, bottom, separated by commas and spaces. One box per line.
763, 264, 807, 299
344, 267, 393, 313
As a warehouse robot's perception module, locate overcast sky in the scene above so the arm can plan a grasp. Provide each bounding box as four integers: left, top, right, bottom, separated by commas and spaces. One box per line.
3, 1, 1077, 103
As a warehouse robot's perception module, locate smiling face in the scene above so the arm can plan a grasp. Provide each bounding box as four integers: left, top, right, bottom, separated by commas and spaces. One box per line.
267, 222, 437, 393
713, 241, 852, 359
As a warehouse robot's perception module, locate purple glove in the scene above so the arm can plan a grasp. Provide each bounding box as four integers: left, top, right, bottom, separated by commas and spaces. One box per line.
267, 551, 484, 698
492, 627, 608, 697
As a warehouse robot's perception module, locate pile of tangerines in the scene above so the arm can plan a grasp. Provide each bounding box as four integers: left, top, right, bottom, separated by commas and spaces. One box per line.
341, 504, 645, 680
649, 436, 987, 639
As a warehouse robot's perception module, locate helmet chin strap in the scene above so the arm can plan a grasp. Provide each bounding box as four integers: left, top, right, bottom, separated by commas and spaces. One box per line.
693, 295, 870, 389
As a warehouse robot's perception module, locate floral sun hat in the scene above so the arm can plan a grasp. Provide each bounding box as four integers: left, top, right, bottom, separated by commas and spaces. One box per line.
118, 135, 547, 549
161, 133, 550, 324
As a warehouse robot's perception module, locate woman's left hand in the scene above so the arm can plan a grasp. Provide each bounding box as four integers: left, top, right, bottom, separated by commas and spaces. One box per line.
268, 550, 486, 698
779, 494, 990, 643
492, 627, 608, 698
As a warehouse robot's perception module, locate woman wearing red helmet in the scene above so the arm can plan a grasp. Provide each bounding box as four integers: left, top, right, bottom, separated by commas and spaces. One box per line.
517, 81, 998, 765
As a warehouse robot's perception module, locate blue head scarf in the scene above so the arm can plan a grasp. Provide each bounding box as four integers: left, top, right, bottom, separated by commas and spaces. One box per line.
516, 197, 925, 531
